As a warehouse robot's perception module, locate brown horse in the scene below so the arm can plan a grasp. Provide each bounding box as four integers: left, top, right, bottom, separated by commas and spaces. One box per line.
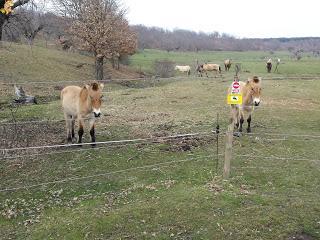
61, 82, 104, 145
224, 59, 232, 71
266, 58, 272, 73
196, 63, 221, 77
228, 76, 262, 133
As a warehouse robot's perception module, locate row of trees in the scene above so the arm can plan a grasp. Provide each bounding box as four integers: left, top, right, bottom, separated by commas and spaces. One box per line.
133, 25, 320, 53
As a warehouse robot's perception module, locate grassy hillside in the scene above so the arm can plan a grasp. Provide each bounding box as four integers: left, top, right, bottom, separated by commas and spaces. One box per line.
0, 42, 140, 108
0, 42, 140, 83
0, 45, 320, 239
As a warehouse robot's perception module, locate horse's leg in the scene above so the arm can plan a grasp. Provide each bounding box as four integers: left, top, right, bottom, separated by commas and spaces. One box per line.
78, 118, 84, 145
231, 107, 239, 129
239, 111, 244, 132
65, 113, 72, 143
247, 114, 252, 133
71, 117, 76, 142
89, 119, 96, 147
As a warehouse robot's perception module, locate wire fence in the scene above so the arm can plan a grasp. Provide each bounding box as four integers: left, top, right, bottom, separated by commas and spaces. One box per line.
1, 103, 320, 127
0, 132, 218, 153
2, 75, 320, 86
1, 128, 319, 190
0, 154, 219, 193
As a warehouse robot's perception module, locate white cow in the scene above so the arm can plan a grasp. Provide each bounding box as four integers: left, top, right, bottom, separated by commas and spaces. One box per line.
175, 65, 191, 76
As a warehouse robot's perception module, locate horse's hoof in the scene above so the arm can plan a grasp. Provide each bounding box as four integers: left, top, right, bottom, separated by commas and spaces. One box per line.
247, 128, 252, 133
91, 143, 96, 148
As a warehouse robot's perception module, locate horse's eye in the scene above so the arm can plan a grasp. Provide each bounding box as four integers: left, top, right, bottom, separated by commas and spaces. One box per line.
251, 88, 254, 91
100, 95, 104, 99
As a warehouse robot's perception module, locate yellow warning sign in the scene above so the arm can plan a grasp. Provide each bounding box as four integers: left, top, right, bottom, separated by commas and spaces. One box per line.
227, 94, 242, 105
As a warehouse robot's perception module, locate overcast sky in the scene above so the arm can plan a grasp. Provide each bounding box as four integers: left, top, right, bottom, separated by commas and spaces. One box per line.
121, 0, 319, 38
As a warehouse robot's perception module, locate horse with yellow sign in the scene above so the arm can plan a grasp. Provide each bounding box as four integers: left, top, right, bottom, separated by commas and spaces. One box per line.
227, 76, 262, 133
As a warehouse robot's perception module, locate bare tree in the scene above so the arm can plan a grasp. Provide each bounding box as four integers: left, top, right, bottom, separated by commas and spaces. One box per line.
0, 0, 32, 41
110, 21, 137, 69
18, 9, 46, 46
55, 0, 137, 80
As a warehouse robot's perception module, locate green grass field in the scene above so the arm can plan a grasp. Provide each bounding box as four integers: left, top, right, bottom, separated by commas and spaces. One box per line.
1, 43, 320, 239
130, 49, 320, 77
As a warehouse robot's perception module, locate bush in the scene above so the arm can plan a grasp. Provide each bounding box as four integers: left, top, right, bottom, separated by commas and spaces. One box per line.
154, 60, 175, 78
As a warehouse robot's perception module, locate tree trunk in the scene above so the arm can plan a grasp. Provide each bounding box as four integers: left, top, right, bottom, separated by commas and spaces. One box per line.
111, 58, 115, 69
95, 54, 104, 80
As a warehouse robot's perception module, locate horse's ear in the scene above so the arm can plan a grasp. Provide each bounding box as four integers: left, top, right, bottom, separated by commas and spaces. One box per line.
80, 85, 89, 99
100, 83, 104, 90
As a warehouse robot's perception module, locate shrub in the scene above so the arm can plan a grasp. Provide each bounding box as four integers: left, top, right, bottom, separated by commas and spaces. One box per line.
154, 60, 175, 78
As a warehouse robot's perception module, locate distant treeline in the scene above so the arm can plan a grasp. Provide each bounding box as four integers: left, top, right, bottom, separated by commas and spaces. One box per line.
3, 10, 320, 55
132, 25, 320, 53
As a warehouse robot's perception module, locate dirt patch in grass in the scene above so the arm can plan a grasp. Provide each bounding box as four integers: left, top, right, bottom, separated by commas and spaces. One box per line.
159, 136, 216, 152
287, 232, 315, 240
0, 121, 65, 149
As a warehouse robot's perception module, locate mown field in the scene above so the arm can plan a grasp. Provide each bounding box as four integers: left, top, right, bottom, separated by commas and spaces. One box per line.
1, 43, 320, 239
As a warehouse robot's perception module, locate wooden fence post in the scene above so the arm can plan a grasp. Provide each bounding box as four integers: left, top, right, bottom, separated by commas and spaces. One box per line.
215, 113, 220, 173
224, 122, 234, 179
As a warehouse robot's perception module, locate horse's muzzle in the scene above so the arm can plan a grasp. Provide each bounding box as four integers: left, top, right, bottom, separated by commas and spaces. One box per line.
253, 98, 261, 106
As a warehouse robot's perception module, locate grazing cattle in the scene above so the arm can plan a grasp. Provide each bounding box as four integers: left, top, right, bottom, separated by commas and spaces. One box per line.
228, 76, 262, 133
61, 82, 104, 145
196, 63, 221, 77
174, 65, 191, 76
266, 58, 272, 73
224, 59, 232, 71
